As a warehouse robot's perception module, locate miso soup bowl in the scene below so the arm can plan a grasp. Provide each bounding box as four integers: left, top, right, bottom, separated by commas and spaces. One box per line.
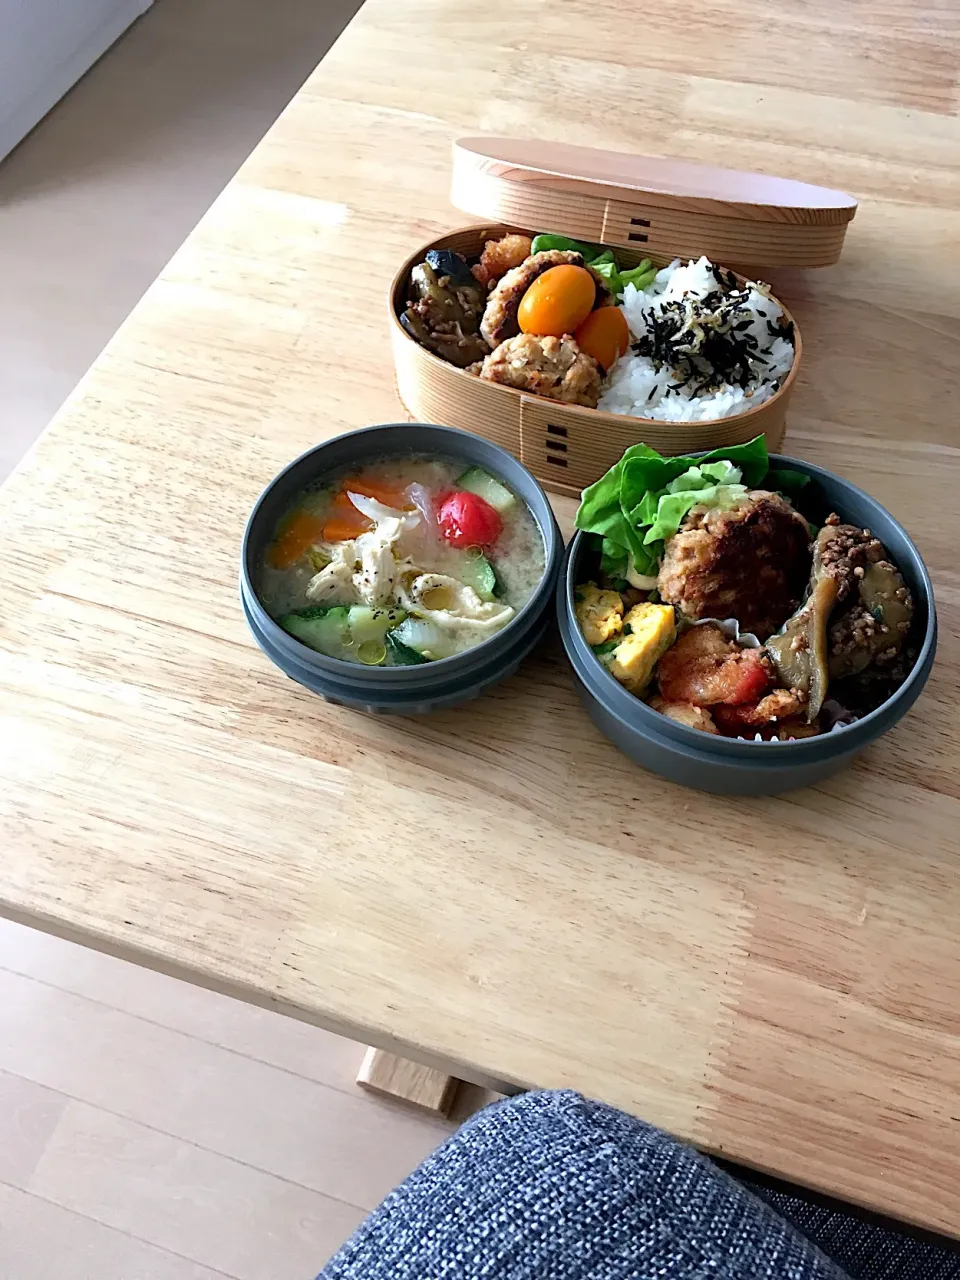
241, 422, 563, 714
557, 455, 937, 796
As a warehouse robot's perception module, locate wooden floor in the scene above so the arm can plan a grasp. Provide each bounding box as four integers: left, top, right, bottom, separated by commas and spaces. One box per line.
0, 1, 488, 1275
0, 917, 495, 1278
0, 0, 357, 483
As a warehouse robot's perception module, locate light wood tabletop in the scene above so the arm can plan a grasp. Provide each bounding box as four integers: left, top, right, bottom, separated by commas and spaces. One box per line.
1, 0, 959, 1237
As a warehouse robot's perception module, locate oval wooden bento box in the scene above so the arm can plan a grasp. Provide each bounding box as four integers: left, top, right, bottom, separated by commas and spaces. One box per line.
389, 139, 857, 497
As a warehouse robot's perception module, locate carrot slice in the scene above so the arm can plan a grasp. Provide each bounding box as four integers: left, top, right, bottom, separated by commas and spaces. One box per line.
321, 491, 373, 542
342, 476, 416, 511
321, 517, 365, 542
271, 510, 327, 569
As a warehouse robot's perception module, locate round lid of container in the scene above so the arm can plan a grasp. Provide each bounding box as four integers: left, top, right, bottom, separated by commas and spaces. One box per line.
451, 137, 857, 269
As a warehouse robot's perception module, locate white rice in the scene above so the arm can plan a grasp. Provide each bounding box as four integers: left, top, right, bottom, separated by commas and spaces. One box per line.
597, 256, 795, 423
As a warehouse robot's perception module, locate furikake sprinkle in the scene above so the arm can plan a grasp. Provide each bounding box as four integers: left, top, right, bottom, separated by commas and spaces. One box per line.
632, 268, 795, 398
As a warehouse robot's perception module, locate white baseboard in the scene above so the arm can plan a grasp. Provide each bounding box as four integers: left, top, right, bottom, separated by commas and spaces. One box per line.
0, 0, 154, 165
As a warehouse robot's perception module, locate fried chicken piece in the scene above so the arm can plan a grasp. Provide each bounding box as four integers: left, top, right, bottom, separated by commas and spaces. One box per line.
712, 688, 806, 729
748, 689, 807, 721
479, 250, 612, 348
649, 697, 719, 734
713, 702, 819, 740
657, 491, 812, 640
479, 333, 603, 408
656, 623, 773, 706
480, 249, 583, 347
664, 621, 730, 660
713, 701, 820, 739
471, 234, 533, 287
773, 717, 821, 740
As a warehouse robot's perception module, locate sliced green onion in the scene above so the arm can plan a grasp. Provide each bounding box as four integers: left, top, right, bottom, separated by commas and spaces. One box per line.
357, 640, 386, 665
465, 545, 483, 560
306, 546, 331, 572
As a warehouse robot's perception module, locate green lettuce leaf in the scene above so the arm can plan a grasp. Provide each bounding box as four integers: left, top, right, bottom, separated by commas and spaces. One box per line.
637, 461, 749, 544
589, 257, 620, 288
576, 442, 661, 533
530, 233, 607, 261
576, 443, 663, 575
766, 467, 811, 497
699, 436, 771, 487
621, 453, 690, 525
599, 537, 629, 580
643, 482, 749, 546
575, 436, 794, 577
664, 460, 741, 493
635, 490, 660, 526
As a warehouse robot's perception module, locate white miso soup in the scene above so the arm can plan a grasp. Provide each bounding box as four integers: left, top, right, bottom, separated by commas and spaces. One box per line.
258, 455, 545, 665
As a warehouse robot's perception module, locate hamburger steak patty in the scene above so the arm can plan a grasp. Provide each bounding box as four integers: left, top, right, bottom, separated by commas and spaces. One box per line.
657, 490, 812, 639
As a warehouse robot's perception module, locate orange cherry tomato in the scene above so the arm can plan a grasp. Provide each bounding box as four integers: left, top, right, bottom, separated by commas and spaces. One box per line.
271, 510, 328, 569
518, 265, 596, 337
574, 307, 631, 372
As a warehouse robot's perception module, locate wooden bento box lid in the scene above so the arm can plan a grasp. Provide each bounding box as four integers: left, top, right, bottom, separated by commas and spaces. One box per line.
451, 137, 858, 268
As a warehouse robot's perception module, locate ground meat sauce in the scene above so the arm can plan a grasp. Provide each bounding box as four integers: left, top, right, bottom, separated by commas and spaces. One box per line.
817, 514, 887, 602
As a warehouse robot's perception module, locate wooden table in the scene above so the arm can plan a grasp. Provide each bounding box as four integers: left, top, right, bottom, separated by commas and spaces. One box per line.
2, 0, 959, 1238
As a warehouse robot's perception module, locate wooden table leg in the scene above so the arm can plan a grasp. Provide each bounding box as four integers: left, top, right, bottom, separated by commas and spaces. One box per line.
356, 1047, 459, 1117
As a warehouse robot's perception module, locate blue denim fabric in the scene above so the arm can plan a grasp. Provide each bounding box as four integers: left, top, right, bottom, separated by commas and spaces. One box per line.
746, 1183, 960, 1280
320, 1090, 879, 1279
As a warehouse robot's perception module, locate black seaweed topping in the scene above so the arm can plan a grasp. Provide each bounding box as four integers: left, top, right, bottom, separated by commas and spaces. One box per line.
631, 269, 794, 398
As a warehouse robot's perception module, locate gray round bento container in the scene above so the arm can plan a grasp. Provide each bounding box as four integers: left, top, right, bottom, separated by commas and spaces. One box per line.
558, 454, 937, 795
241, 422, 562, 713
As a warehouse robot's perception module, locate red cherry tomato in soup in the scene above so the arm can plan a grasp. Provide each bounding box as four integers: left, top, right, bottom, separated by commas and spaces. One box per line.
437, 491, 503, 548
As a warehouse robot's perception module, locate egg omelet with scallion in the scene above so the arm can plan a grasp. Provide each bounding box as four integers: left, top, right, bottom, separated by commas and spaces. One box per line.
574, 583, 624, 647
607, 603, 676, 693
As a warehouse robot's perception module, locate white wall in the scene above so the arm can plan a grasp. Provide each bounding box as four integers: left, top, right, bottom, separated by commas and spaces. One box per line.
0, 0, 154, 162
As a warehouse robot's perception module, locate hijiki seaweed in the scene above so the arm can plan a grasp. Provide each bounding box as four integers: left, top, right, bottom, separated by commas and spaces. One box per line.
632, 268, 795, 397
